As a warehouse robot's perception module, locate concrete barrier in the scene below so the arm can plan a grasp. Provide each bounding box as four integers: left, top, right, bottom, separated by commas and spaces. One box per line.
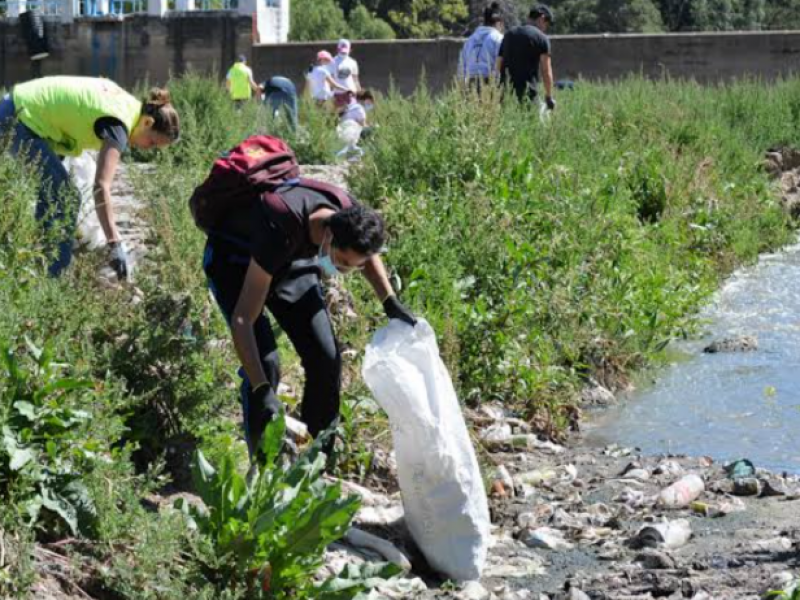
3, 23, 800, 93
1, 12, 252, 89
253, 31, 800, 96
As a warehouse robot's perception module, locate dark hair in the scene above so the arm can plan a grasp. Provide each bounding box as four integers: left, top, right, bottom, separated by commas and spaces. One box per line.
483, 2, 503, 26
530, 3, 554, 24
141, 87, 180, 142
327, 205, 386, 255
357, 90, 375, 103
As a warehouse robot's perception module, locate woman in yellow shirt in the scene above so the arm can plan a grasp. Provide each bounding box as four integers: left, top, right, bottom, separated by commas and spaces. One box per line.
0, 76, 180, 277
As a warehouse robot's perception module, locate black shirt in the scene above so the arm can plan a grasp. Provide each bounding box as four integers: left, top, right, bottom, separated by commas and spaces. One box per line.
94, 117, 129, 152
499, 24, 551, 99
214, 185, 352, 278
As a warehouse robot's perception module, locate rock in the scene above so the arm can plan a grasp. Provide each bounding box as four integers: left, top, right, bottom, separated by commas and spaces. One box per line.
581, 382, 616, 406
765, 150, 784, 177
750, 536, 793, 552
458, 581, 491, 600
499, 591, 533, 600
619, 462, 650, 481
522, 527, 575, 551
562, 590, 590, 600
483, 554, 547, 579
635, 548, 677, 569
367, 576, 428, 599
703, 335, 758, 353
355, 504, 404, 526
768, 571, 796, 592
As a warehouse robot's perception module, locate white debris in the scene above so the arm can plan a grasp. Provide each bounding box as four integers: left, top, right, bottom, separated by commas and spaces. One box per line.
522, 527, 575, 551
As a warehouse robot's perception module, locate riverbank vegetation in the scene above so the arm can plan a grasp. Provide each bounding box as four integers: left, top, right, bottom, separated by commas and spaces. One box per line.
0, 74, 798, 597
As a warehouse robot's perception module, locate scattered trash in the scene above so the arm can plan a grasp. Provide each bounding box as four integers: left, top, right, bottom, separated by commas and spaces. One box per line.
517, 468, 558, 486
654, 460, 684, 477
657, 474, 705, 508
616, 487, 649, 508
634, 519, 692, 549
725, 458, 756, 480
344, 528, 412, 572
522, 527, 575, 551
733, 478, 762, 497
363, 320, 490, 581
492, 465, 515, 497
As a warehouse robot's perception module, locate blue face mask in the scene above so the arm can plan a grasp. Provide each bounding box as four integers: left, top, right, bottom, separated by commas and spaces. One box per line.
318, 232, 339, 276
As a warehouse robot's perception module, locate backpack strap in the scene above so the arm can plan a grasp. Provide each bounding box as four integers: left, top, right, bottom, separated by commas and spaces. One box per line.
296, 177, 354, 209
259, 178, 354, 247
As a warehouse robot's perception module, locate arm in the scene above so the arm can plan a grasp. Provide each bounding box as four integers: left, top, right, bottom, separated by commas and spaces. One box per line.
94, 142, 122, 244
353, 73, 362, 92
540, 53, 553, 100
362, 255, 394, 302
231, 259, 273, 390
496, 56, 504, 75
326, 74, 349, 92
249, 74, 262, 95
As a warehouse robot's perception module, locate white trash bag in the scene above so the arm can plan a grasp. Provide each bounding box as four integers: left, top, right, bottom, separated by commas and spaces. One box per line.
362, 319, 490, 581
64, 151, 105, 250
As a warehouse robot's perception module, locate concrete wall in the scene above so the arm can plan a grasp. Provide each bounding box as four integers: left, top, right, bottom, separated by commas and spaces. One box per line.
4, 23, 800, 93
253, 31, 800, 96
0, 12, 253, 89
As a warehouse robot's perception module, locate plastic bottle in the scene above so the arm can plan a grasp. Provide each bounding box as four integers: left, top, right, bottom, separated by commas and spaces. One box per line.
657, 474, 705, 508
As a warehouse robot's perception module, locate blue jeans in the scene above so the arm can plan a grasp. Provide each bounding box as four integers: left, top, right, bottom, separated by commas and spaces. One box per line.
264, 77, 298, 131
0, 95, 77, 276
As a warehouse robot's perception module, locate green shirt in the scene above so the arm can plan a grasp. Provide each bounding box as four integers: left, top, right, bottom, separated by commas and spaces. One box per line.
13, 76, 142, 157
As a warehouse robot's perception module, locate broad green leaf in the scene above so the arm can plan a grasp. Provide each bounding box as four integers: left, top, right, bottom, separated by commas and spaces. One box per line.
41, 487, 79, 535
259, 412, 286, 469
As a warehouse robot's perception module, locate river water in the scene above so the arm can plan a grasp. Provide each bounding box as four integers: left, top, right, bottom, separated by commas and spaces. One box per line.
587, 236, 800, 474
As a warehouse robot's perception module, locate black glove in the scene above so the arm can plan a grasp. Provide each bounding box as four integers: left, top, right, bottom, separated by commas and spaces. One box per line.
108, 242, 128, 281
383, 295, 417, 327
545, 96, 556, 111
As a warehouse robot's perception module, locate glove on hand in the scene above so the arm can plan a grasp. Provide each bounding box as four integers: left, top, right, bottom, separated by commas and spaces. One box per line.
108, 242, 129, 281
383, 295, 417, 327
545, 96, 556, 111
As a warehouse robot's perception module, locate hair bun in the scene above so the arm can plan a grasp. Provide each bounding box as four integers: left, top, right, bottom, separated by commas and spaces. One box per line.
146, 87, 171, 107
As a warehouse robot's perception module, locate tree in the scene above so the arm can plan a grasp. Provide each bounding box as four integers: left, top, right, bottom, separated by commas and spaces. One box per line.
764, 0, 800, 29
596, 0, 665, 31
289, 0, 349, 41
387, 0, 469, 37
348, 4, 397, 39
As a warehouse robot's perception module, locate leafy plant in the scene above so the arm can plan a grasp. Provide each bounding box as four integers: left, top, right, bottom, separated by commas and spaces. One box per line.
0, 340, 99, 536
176, 414, 368, 598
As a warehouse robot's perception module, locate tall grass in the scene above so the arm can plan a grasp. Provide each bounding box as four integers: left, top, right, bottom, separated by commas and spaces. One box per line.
345, 77, 797, 425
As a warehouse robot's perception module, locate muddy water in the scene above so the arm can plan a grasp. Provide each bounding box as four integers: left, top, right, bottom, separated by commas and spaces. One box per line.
588, 236, 800, 474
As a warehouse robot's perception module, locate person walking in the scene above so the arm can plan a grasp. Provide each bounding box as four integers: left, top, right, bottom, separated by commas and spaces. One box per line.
332, 39, 361, 111
458, 2, 504, 90
0, 76, 180, 277
263, 76, 299, 130
197, 138, 416, 460
497, 4, 555, 109
226, 55, 261, 108
306, 50, 348, 105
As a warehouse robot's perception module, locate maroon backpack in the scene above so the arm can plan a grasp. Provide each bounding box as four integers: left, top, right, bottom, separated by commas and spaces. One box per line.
189, 135, 351, 234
